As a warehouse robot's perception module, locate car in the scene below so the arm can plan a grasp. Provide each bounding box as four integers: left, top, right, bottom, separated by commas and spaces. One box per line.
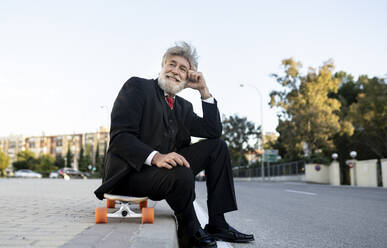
195, 170, 206, 181
57, 168, 87, 179
14, 169, 42, 178
49, 171, 59, 178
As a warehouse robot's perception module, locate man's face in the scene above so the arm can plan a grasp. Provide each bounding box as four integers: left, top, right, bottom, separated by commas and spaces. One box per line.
162, 55, 190, 82
158, 55, 190, 95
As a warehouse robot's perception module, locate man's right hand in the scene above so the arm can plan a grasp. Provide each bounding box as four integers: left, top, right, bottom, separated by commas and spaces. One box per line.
151, 152, 190, 169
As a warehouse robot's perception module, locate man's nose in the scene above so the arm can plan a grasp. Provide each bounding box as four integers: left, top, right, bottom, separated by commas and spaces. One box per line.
171, 66, 179, 74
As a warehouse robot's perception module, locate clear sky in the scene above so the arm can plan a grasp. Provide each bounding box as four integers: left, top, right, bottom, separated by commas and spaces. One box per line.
1, 0, 386, 137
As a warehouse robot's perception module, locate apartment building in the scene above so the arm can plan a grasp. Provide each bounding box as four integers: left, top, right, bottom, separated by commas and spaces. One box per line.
0, 127, 109, 170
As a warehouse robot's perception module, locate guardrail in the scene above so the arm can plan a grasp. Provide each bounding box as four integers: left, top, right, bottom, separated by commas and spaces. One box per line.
232, 160, 305, 178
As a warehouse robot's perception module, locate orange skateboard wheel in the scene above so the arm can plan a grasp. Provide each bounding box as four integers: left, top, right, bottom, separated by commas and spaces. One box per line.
141, 207, 154, 224
106, 199, 115, 208
95, 207, 108, 224
139, 200, 148, 209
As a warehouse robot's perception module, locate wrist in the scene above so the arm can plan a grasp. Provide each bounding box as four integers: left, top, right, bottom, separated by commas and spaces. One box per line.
200, 87, 211, 100
151, 152, 161, 165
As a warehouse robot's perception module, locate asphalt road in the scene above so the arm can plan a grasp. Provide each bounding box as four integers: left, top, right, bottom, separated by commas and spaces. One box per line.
194, 181, 387, 248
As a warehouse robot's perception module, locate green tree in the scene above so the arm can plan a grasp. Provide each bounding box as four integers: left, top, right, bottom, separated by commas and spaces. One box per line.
270, 58, 352, 161
221, 114, 261, 166
65, 144, 73, 168
55, 154, 65, 169
78, 147, 87, 172
0, 151, 10, 177
348, 76, 387, 159
94, 142, 104, 177
34, 154, 57, 177
330, 72, 362, 183
12, 150, 37, 170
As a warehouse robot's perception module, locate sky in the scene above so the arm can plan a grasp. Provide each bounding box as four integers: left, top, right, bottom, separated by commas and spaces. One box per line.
1, 0, 386, 137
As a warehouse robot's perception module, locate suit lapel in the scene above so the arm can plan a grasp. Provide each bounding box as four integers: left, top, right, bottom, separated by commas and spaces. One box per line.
154, 79, 170, 128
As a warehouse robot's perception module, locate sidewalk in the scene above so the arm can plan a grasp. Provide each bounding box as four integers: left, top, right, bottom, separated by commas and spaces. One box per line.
61, 200, 178, 248
0, 178, 178, 248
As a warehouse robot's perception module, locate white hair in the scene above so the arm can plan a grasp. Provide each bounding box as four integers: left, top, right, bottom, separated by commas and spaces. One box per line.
161, 41, 198, 71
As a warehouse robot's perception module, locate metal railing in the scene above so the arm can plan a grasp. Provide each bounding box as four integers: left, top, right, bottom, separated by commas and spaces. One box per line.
232, 160, 305, 178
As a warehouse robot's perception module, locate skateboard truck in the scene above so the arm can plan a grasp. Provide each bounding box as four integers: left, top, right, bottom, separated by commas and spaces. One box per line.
107, 202, 142, 218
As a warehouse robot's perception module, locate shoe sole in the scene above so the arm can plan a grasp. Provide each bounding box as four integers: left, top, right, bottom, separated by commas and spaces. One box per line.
213, 235, 254, 243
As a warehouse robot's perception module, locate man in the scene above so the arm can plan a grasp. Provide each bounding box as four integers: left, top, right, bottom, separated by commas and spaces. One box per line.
94, 42, 254, 247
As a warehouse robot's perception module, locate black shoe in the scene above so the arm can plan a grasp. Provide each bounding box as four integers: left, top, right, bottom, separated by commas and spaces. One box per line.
204, 224, 254, 243
179, 227, 217, 248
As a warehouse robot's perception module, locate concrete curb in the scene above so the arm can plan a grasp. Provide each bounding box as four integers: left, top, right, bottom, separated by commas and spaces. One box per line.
61, 200, 178, 248
234, 175, 306, 182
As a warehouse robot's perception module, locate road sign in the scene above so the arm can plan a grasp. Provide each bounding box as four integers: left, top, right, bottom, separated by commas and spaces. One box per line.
263, 150, 279, 162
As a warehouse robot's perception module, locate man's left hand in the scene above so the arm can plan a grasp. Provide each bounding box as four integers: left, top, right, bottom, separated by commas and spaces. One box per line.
185, 70, 211, 99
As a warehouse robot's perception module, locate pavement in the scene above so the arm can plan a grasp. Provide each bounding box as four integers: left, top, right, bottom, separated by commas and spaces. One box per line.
5, 177, 386, 248
0, 178, 178, 248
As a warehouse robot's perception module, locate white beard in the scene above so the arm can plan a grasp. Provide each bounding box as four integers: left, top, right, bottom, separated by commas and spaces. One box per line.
158, 71, 187, 95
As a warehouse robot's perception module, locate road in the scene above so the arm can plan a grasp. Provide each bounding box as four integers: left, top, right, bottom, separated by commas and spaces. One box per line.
194, 181, 387, 248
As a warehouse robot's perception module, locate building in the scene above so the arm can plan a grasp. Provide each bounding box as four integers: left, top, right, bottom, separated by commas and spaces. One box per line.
0, 135, 25, 165
0, 127, 109, 171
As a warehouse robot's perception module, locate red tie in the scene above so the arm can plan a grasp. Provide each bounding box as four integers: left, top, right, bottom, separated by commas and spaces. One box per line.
166, 95, 174, 110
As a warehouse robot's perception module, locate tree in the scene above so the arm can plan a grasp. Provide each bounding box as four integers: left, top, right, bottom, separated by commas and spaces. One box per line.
94, 142, 104, 177
270, 58, 352, 161
221, 114, 261, 166
12, 150, 36, 170
55, 154, 65, 169
65, 144, 73, 168
348, 76, 387, 159
78, 147, 87, 172
34, 154, 57, 177
0, 151, 10, 177
330, 72, 362, 183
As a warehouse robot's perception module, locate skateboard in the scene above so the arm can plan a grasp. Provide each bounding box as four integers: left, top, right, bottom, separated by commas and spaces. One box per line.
95, 193, 154, 224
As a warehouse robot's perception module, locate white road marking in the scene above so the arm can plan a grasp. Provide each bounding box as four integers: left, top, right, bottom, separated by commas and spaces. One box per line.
283, 182, 307, 185
193, 201, 233, 248
285, 189, 317, 195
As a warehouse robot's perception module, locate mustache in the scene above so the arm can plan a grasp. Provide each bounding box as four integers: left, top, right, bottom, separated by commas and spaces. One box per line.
165, 73, 181, 82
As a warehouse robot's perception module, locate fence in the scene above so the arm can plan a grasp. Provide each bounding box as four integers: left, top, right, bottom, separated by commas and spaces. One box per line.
232, 160, 305, 178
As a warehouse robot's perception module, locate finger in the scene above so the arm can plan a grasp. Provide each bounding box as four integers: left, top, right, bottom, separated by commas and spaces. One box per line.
195, 74, 200, 82
176, 154, 190, 168
189, 72, 198, 82
182, 157, 190, 168
167, 159, 177, 167
174, 157, 184, 166
162, 162, 173, 170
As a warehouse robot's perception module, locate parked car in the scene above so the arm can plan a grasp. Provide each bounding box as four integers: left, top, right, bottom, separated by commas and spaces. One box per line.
195, 170, 206, 181
49, 171, 59, 178
56, 168, 87, 179
14, 169, 42, 178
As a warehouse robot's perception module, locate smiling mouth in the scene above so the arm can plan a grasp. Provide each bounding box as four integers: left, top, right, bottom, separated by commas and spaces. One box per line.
166, 75, 180, 82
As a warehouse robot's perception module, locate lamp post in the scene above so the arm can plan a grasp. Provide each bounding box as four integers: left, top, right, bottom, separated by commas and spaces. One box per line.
100, 105, 110, 129
349, 151, 357, 186
240, 83, 265, 180
332, 153, 338, 160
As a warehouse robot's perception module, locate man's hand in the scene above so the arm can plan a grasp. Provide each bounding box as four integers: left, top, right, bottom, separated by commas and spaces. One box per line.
151, 152, 190, 169
185, 70, 211, 99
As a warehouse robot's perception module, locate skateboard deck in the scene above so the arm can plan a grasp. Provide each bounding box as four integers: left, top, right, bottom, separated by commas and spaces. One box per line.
95, 193, 154, 224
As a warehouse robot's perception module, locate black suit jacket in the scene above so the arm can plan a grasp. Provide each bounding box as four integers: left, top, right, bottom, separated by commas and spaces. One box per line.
94, 77, 222, 200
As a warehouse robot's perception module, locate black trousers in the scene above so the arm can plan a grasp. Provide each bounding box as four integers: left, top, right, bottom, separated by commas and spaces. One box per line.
112, 138, 237, 228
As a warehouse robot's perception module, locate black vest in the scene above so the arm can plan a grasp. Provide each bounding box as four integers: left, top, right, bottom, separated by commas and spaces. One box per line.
160, 99, 178, 154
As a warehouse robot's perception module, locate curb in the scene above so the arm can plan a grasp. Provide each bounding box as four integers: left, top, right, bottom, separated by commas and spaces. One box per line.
61, 200, 178, 248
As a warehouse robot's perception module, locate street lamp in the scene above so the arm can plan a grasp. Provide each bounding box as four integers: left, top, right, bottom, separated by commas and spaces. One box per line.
332, 153, 338, 160
240, 83, 265, 180
350, 151, 357, 159
100, 105, 110, 129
